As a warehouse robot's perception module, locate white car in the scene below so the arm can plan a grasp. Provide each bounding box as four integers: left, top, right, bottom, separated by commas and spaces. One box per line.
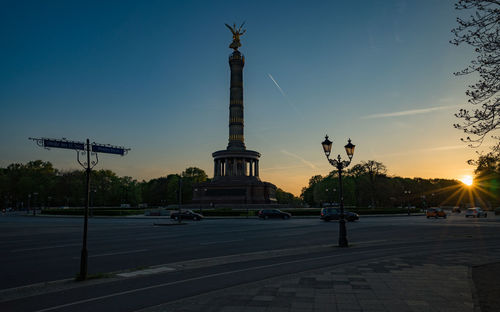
465, 207, 487, 218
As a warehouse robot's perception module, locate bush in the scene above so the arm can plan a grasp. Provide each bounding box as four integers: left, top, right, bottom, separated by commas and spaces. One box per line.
41, 208, 144, 216
282, 209, 321, 216
200, 209, 248, 216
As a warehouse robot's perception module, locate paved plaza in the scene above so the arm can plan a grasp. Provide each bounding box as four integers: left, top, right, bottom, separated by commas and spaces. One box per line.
141, 249, 500, 312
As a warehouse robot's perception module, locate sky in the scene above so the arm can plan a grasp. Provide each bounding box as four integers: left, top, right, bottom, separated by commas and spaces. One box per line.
0, 0, 493, 195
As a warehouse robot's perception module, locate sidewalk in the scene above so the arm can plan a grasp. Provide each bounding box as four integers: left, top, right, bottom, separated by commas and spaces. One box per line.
139, 249, 500, 312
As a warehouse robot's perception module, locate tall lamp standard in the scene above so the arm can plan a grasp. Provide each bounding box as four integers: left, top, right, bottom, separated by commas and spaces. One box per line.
404, 190, 411, 215
321, 135, 355, 248
33, 192, 38, 216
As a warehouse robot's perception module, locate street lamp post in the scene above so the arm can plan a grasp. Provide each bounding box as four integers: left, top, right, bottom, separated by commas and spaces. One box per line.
404, 190, 411, 215
33, 192, 38, 216
90, 189, 96, 217
321, 135, 355, 248
177, 175, 182, 224
325, 188, 336, 207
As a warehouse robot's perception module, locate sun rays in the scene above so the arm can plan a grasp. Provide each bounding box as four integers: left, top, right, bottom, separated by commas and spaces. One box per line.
424, 174, 497, 208
460, 175, 473, 186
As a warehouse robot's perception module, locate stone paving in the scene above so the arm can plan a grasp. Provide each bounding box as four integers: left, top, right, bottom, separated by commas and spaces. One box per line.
140, 248, 500, 312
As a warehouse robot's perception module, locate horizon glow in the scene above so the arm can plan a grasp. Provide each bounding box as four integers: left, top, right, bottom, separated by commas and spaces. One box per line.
0, 0, 490, 196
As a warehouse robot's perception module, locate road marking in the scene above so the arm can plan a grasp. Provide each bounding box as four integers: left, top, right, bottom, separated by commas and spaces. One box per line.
34, 253, 344, 312
357, 240, 388, 245
71, 249, 148, 259
11, 244, 81, 253
117, 267, 176, 277
199, 239, 243, 245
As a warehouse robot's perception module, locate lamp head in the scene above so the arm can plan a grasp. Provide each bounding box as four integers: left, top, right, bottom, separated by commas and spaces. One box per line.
344, 138, 355, 160
321, 135, 333, 157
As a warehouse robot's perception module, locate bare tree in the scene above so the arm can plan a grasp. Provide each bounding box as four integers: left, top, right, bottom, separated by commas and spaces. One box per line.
451, 0, 500, 146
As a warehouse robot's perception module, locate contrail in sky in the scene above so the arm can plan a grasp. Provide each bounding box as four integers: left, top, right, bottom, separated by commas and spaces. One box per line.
361, 105, 461, 119
281, 149, 318, 170
268, 73, 286, 97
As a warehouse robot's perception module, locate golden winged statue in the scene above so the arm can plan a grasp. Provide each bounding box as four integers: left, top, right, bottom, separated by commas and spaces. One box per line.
225, 22, 246, 50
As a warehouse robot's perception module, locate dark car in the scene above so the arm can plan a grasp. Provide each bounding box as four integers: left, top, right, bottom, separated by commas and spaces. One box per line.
320, 207, 359, 222
170, 209, 203, 221
258, 209, 291, 220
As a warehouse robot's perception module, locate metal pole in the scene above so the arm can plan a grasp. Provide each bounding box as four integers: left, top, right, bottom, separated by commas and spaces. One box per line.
407, 192, 410, 216
338, 163, 348, 247
79, 139, 90, 280
178, 175, 182, 224
33, 193, 37, 216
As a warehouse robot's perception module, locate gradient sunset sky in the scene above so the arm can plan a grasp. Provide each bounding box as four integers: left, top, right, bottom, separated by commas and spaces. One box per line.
0, 0, 493, 195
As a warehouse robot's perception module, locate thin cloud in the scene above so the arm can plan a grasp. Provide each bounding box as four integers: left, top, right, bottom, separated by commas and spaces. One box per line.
361, 105, 461, 119
281, 149, 318, 170
374, 145, 465, 158
424, 145, 464, 152
268, 73, 286, 97
260, 164, 308, 172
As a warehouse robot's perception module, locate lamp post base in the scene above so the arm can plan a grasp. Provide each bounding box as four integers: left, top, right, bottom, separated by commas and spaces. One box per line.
338, 219, 348, 247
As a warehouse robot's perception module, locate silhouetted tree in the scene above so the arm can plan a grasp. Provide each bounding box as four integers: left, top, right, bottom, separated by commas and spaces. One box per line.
452, 0, 500, 145
181, 167, 208, 183
361, 160, 387, 207
276, 188, 302, 206
469, 144, 500, 205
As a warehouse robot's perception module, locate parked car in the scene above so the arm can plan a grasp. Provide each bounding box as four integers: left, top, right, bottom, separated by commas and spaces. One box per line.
426, 208, 447, 219
170, 209, 203, 221
320, 207, 359, 222
258, 209, 291, 219
465, 207, 487, 218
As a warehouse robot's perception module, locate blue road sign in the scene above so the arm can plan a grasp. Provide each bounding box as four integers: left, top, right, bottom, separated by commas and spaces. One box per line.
91, 144, 126, 155
43, 139, 85, 150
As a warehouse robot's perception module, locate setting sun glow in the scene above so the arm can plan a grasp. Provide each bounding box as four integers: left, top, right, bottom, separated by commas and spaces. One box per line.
460, 175, 474, 186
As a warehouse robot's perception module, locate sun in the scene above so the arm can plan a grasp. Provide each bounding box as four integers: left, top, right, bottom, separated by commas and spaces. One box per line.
460, 175, 474, 186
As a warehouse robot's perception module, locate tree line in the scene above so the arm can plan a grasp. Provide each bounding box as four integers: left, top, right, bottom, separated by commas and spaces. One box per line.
0, 161, 299, 209
2, 157, 498, 210
301, 160, 499, 209
0, 161, 207, 209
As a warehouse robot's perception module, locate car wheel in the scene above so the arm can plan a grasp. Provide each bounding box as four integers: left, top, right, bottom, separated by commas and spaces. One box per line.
173, 216, 178, 221
193, 216, 199, 221
264, 215, 269, 220
485, 213, 487, 218
426, 216, 429, 219
283, 215, 289, 220
444, 215, 447, 219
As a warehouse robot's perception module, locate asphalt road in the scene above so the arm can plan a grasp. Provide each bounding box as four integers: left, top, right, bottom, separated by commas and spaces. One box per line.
1, 213, 499, 311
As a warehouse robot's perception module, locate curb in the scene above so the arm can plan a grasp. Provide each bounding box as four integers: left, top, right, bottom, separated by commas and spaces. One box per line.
13, 213, 425, 220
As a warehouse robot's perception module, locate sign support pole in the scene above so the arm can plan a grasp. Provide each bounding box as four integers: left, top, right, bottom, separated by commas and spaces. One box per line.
29, 136, 130, 281
79, 139, 91, 280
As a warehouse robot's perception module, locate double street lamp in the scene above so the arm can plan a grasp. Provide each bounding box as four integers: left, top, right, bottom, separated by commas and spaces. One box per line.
321, 135, 355, 248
